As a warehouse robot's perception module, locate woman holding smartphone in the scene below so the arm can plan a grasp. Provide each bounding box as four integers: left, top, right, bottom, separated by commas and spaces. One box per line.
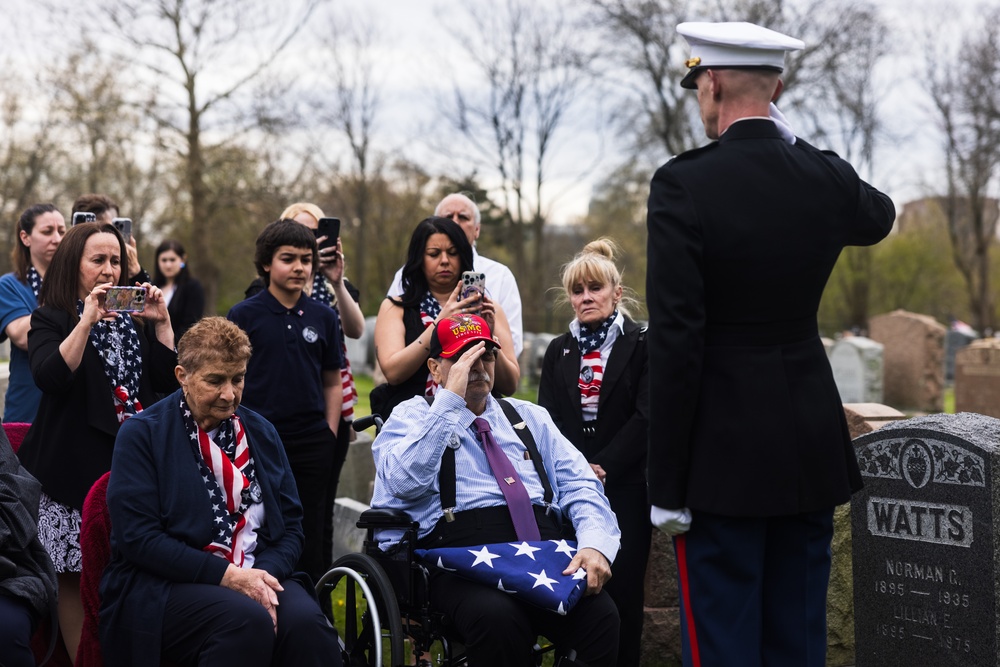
0, 204, 66, 423
372, 216, 519, 419
537, 238, 650, 667
16, 222, 178, 661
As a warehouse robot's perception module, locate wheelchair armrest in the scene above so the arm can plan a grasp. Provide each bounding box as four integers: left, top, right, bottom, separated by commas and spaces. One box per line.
357, 508, 420, 531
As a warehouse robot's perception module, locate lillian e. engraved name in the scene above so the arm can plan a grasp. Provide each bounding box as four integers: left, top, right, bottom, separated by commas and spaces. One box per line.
852, 414, 1000, 666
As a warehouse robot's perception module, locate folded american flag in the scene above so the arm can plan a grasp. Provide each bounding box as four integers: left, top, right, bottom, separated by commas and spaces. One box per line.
415, 539, 587, 615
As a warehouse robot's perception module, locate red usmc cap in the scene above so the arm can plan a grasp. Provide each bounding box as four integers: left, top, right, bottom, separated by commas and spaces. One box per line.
431, 314, 500, 359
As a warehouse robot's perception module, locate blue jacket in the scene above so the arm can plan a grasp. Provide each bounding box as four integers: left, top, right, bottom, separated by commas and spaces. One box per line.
99, 390, 304, 666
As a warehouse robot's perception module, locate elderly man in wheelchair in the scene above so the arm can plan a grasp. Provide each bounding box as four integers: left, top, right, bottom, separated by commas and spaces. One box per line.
366, 313, 621, 666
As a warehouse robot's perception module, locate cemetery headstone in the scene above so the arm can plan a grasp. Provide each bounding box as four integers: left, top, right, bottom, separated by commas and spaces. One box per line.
851, 413, 1000, 666
831, 337, 884, 404
869, 310, 945, 412
955, 339, 1000, 419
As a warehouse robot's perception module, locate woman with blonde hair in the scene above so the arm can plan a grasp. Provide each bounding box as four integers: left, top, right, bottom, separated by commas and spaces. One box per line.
537, 237, 650, 667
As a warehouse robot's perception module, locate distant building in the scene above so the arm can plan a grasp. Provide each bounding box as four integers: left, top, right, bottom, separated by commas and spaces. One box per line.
897, 196, 1000, 238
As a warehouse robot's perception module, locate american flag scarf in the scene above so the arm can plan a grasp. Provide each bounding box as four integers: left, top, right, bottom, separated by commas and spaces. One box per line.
180, 396, 261, 565
308, 274, 357, 421
78, 300, 143, 422
26, 265, 42, 298
575, 310, 617, 420
418, 292, 442, 397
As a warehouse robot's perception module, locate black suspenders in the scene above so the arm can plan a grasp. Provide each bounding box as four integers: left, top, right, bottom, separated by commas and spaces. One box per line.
437, 398, 554, 518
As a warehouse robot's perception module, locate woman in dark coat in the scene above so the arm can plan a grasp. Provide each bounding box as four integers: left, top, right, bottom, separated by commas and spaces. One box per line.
538, 238, 650, 667
100, 317, 339, 666
153, 239, 205, 341
16, 222, 178, 659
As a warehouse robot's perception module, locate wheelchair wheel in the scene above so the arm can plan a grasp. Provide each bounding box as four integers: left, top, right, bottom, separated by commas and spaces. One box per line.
317, 552, 405, 667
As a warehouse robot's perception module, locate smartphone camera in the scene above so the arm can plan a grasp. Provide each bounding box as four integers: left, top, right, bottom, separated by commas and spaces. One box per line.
72, 212, 97, 225
112, 218, 133, 242
461, 271, 486, 314
315, 217, 341, 253
104, 286, 146, 313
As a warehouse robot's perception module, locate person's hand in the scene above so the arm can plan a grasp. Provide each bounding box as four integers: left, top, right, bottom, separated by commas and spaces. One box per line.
318, 237, 344, 284
590, 463, 607, 485
563, 547, 611, 595
221, 565, 283, 632
442, 341, 489, 397
84, 282, 116, 326
650, 505, 692, 536
125, 237, 142, 277
138, 282, 170, 324
478, 294, 495, 330
439, 282, 481, 321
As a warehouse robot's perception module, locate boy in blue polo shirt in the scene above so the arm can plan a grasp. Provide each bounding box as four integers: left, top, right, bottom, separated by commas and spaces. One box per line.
228, 219, 342, 580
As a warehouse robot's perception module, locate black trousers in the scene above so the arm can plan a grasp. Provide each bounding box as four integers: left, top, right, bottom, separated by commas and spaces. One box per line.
603, 481, 652, 667
161, 577, 340, 667
282, 427, 337, 581
422, 506, 620, 667
321, 417, 353, 572
0, 594, 36, 667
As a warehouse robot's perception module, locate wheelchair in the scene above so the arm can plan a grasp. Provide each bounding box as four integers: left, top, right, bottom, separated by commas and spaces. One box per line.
316, 415, 574, 667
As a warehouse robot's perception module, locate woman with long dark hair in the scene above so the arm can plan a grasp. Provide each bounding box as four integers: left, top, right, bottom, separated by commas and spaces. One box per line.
372, 216, 519, 419
153, 239, 205, 341
16, 222, 178, 660
0, 204, 66, 422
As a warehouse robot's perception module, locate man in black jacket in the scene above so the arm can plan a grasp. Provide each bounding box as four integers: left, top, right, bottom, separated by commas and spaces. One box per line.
645, 21, 896, 667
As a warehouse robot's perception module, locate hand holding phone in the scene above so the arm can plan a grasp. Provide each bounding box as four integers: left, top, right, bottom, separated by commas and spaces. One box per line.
461, 271, 486, 313
112, 218, 133, 242
103, 286, 146, 313
315, 217, 341, 254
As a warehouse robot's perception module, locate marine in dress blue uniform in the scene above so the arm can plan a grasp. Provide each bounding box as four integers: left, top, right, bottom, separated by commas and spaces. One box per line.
645, 22, 896, 667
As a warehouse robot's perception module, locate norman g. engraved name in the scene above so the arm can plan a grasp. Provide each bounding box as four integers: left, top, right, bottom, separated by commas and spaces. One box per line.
867, 496, 972, 547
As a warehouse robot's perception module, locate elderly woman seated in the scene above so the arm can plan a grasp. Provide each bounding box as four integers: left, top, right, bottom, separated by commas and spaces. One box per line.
99, 317, 341, 667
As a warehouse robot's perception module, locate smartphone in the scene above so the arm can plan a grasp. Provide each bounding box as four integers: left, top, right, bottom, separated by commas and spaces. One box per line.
104, 286, 146, 313
461, 271, 486, 313
315, 217, 341, 253
72, 212, 97, 225
112, 217, 133, 242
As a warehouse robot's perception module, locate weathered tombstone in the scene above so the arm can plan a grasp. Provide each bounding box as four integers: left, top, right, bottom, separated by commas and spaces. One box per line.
831, 337, 884, 404
955, 339, 1000, 419
869, 310, 946, 412
851, 413, 1000, 666
945, 330, 977, 383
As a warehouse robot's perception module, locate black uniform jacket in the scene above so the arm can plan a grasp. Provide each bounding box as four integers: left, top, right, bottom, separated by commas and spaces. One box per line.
538, 317, 648, 485
645, 119, 895, 516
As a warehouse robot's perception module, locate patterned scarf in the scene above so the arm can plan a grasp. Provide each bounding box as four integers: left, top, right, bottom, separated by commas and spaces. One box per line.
26, 266, 42, 299
307, 275, 357, 421
78, 301, 143, 422
180, 395, 261, 565
576, 310, 619, 354
574, 310, 618, 421
419, 292, 443, 396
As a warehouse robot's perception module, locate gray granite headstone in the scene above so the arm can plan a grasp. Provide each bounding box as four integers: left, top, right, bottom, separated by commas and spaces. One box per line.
852, 413, 1000, 666
831, 337, 884, 404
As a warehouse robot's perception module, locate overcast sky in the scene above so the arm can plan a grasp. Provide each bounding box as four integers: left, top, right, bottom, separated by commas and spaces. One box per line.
0, 0, 988, 222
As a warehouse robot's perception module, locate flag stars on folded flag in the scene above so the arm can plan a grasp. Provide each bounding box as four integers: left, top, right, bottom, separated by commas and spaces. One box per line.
510, 542, 542, 560
468, 545, 502, 568
417, 539, 590, 616
529, 569, 558, 591
551, 539, 576, 557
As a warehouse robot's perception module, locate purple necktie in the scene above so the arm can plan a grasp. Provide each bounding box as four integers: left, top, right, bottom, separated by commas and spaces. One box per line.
472, 417, 541, 542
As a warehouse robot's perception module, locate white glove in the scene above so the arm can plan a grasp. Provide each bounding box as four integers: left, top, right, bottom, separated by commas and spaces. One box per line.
769, 102, 796, 145
650, 505, 692, 536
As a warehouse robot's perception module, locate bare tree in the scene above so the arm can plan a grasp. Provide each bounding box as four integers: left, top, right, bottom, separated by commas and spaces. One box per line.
314, 8, 383, 301
95, 0, 320, 310
440, 0, 593, 329
925, 8, 1000, 334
